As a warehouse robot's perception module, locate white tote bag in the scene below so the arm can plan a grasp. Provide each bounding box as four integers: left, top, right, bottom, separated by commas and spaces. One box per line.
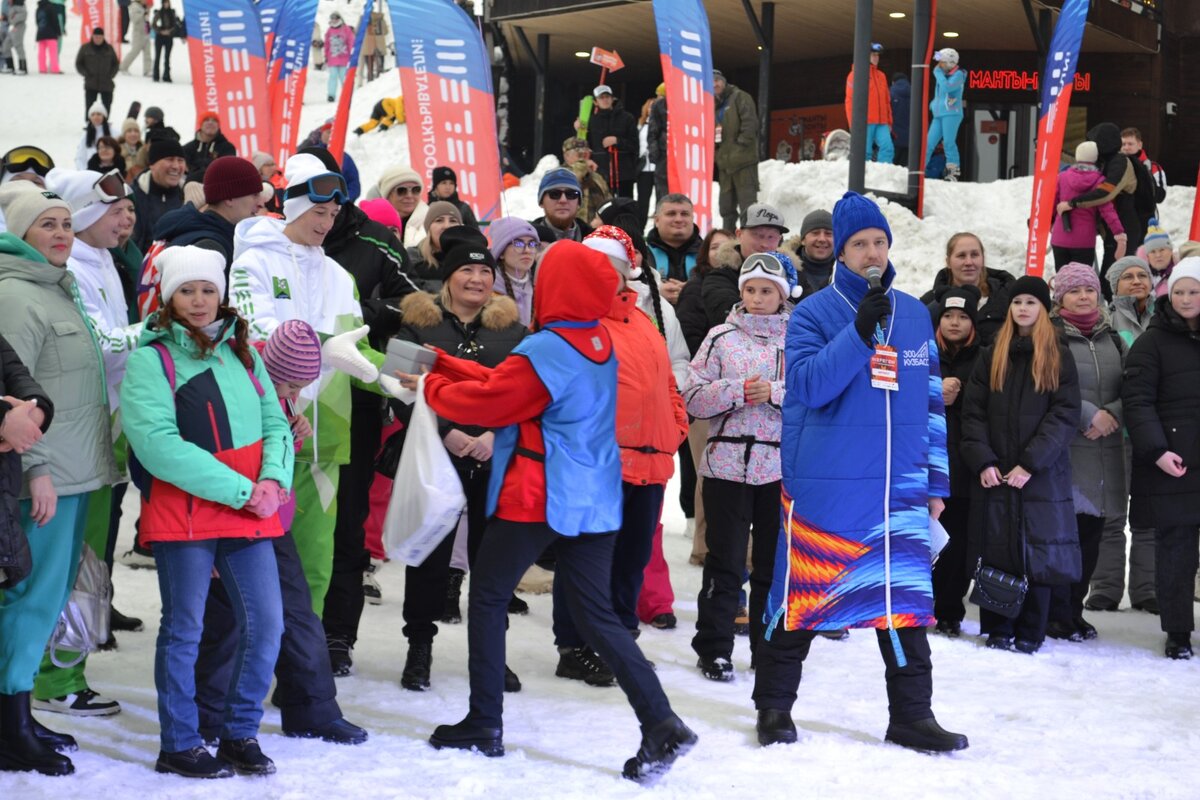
383, 375, 467, 566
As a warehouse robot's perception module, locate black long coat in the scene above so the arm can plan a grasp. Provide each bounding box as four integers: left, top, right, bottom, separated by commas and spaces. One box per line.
938, 339, 982, 499
0, 336, 54, 590
960, 335, 1082, 584
1121, 297, 1200, 529
586, 102, 639, 187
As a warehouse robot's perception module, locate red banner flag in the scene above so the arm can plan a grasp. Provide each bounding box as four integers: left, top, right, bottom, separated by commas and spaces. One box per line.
78, 0, 122, 60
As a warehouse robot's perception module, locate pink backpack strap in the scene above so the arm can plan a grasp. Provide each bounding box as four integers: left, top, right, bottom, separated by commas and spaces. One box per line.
148, 340, 176, 392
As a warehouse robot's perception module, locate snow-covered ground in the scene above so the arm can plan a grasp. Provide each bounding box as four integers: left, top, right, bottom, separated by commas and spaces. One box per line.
3, 21, 1200, 800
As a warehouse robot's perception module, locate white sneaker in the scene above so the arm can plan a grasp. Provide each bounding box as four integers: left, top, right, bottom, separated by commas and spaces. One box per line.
33, 689, 121, 717
119, 548, 157, 570
363, 563, 382, 606
684, 518, 696, 538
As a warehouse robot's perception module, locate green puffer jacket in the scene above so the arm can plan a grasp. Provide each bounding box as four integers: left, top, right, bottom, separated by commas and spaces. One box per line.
715, 83, 760, 173
0, 234, 118, 497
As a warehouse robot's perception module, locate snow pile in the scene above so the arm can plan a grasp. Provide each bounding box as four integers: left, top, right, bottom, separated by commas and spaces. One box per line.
2, 29, 1200, 800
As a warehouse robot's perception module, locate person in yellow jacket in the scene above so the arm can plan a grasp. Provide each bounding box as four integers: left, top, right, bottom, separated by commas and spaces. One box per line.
353, 97, 404, 136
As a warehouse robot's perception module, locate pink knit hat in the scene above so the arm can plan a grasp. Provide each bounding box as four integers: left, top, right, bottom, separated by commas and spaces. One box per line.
359, 197, 401, 230
262, 320, 322, 385
1052, 262, 1102, 305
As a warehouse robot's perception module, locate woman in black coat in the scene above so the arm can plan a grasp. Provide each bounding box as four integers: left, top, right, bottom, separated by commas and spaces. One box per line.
391, 226, 527, 691
920, 232, 1015, 345
1120, 262, 1200, 659
930, 286, 983, 637
961, 276, 1081, 653
0, 335, 54, 591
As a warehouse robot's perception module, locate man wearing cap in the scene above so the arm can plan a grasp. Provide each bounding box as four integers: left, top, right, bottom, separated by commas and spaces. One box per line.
713, 69, 760, 232
427, 165, 479, 230
585, 85, 638, 199
131, 138, 187, 251
647, 193, 701, 303
844, 43, 894, 164
183, 112, 237, 184
76, 26, 118, 122
562, 136, 611, 223
703, 202, 789, 327
147, 156, 266, 291
788, 209, 836, 295
531, 168, 592, 242
753, 191, 967, 754
376, 165, 428, 247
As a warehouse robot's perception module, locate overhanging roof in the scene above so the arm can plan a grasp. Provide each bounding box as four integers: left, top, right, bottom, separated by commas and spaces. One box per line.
493, 0, 1159, 82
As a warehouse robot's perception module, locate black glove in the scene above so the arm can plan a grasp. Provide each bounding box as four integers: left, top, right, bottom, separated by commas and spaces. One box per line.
854, 287, 890, 343
353, 126, 364, 136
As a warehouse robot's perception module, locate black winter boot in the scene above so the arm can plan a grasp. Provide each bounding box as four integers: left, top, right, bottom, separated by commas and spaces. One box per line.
0, 692, 75, 776
756, 709, 797, 746
401, 641, 433, 691
16, 59, 28, 75
30, 713, 78, 753
441, 570, 464, 624
429, 717, 503, 757
622, 715, 698, 784
884, 717, 969, 753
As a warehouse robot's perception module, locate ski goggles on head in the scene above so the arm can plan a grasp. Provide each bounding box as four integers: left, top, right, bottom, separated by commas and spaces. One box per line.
2, 146, 54, 177
93, 169, 133, 203
284, 172, 349, 204
740, 252, 787, 278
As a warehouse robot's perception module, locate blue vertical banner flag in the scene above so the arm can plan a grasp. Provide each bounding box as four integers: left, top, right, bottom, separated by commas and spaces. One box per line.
388, 0, 502, 223
184, 0, 273, 155
256, 0, 287, 57
267, 0, 320, 167
1024, 0, 1089, 277
328, 0, 374, 164
652, 0, 715, 234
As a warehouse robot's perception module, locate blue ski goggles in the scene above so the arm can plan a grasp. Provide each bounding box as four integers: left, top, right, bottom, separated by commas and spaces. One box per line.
284, 172, 349, 204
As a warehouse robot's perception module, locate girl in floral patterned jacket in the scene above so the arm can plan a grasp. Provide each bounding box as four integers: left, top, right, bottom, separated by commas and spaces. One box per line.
682, 250, 798, 682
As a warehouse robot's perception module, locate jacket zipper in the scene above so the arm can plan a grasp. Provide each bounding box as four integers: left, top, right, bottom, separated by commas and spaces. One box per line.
207, 401, 223, 451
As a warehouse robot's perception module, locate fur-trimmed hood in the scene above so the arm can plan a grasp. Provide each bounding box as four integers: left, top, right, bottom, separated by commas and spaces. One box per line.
399, 289, 521, 331
713, 239, 801, 272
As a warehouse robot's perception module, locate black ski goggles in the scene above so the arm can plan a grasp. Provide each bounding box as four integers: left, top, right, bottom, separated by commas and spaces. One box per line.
2, 146, 54, 177
284, 172, 349, 204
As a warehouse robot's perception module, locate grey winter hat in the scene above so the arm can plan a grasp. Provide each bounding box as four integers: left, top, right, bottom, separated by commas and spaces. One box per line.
800, 209, 833, 239
743, 203, 789, 233
1106, 256, 1149, 295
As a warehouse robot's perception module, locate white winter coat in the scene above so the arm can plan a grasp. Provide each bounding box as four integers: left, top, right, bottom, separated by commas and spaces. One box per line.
67, 237, 141, 409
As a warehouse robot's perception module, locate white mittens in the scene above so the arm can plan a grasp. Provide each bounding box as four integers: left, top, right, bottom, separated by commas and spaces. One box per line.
320, 325, 380, 383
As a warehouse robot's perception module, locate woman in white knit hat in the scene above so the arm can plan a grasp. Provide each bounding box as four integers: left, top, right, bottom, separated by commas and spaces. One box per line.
0, 181, 118, 776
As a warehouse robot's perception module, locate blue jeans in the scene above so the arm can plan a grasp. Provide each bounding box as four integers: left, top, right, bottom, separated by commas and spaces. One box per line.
327, 65, 347, 99
154, 537, 282, 752
0, 494, 88, 694
926, 114, 963, 167
867, 123, 894, 163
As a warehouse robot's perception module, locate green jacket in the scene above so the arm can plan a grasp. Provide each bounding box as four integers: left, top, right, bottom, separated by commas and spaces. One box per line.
715, 83, 760, 172
0, 234, 118, 497
120, 315, 294, 536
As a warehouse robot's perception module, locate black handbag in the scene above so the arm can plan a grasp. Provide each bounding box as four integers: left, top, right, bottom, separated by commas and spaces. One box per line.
969, 484, 1029, 619
969, 558, 1028, 619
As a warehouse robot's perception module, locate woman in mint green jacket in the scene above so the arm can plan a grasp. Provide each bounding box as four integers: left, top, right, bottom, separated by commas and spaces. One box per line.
0, 182, 117, 777
120, 245, 294, 779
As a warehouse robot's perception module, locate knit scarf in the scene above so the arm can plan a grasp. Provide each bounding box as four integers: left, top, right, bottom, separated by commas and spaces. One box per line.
1059, 307, 1100, 337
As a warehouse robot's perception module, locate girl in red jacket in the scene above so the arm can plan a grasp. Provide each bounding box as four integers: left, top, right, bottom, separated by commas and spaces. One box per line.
550, 225, 689, 686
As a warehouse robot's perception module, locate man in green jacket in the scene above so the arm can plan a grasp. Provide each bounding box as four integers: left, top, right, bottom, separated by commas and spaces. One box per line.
714, 69, 760, 232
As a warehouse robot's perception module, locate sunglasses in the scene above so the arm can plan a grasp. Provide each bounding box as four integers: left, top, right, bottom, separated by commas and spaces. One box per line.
508, 239, 539, 250
93, 169, 133, 203
544, 189, 581, 201
2, 145, 54, 177
285, 172, 349, 204
391, 184, 421, 196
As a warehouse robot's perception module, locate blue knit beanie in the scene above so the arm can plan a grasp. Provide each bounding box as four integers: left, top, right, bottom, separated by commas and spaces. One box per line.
832, 191, 893, 261
537, 167, 580, 201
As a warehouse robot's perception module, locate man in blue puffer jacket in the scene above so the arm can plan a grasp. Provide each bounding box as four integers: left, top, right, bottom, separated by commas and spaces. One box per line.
752, 191, 969, 753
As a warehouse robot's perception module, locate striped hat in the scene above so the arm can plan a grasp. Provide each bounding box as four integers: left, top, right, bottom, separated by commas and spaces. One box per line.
262, 320, 323, 385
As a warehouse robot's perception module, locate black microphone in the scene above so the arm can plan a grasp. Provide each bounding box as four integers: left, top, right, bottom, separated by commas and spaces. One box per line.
866, 266, 883, 290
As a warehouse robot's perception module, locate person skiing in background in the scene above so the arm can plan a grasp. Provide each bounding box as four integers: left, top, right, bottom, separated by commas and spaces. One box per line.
924, 48, 965, 180
323, 12, 354, 103
844, 43, 893, 164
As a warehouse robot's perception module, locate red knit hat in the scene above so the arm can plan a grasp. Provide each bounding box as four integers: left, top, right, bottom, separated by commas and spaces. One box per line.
203, 156, 265, 204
